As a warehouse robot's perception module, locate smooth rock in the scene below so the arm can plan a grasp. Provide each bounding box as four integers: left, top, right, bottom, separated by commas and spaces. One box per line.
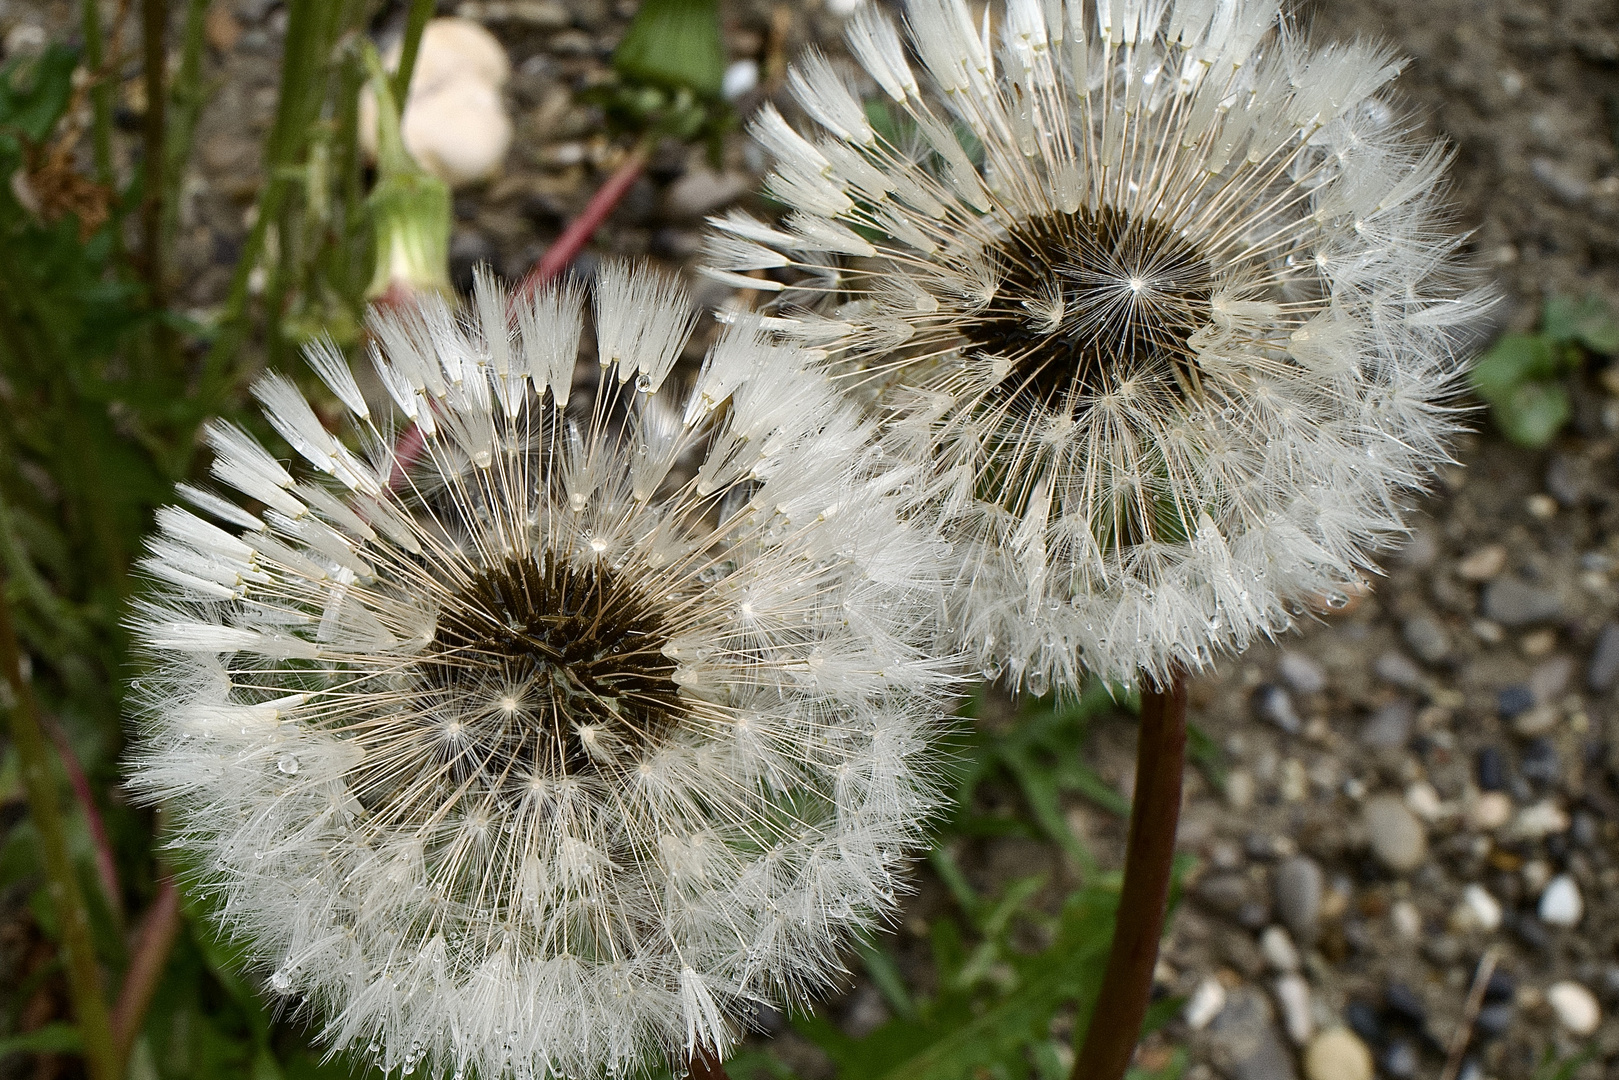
1452, 884, 1503, 932
1279, 651, 1327, 694
1523, 859, 1552, 895
1511, 800, 1571, 839
1587, 622, 1619, 692
1384, 982, 1427, 1024
1208, 986, 1300, 1080
1538, 874, 1583, 927
1530, 655, 1574, 702
1273, 974, 1313, 1045
1344, 1000, 1383, 1046
1360, 700, 1414, 748
1391, 899, 1423, 939
1303, 1028, 1374, 1080
1254, 684, 1302, 734
1482, 578, 1563, 626
1496, 684, 1535, 719
1403, 614, 1451, 664
1512, 704, 1559, 737
1379, 1039, 1419, 1080
1363, 795, 1427, 873
1261, 925, 1301, 973
1475, 1001, 1514, 1039
721, 58, 759, 100
1184, 976, 1228, 1030
1546, 981, 1601, 1035
1456, 545, 1508, 581
1405, 781, 1446, 822
663, 168, 751, 218
1274, 857, 1324, 947
1226, 769, 1257, 810
1374, 650, 1426, 691
1520, 738, 1560, 785
1477, 746, 1506, 791
1467, 791, 1513, 831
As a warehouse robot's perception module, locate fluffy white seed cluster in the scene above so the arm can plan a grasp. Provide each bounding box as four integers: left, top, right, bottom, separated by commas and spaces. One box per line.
127, 265, 953, 1079
708, 0, 1488, 689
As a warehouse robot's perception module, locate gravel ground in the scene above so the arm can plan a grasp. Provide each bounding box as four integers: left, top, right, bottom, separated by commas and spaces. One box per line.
6, 0, 1619, 1077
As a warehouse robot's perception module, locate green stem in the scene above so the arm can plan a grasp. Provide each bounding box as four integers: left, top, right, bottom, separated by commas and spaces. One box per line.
0, 582, 118, 1080
160, 0, 212, 279
391, 0, 435, 108
1070, 672, 1187, 1080
141, 0, 169, 310
80, 0, 116, 186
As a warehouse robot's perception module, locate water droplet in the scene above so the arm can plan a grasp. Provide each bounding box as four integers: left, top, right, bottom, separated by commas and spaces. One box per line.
634, 373, 652, 393
269, 968, 292, 992
981, 660, 1003, 680
1325, 590, 1350, 609
1026, 671, 1050, 696
276, 754, 299, 775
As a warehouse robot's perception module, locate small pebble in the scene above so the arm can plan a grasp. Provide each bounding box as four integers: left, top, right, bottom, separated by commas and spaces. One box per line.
1273, 974, 1313, 1045
1526, 493, 1559, 519
1511, 800, 1571, 839
1254, 684, 1302, 734
1482, 578, 1563, 626
1391, 899, 1422, 940
1363, 795, 1428, 874
1519, 738, 1560, 784
1360, 700, 1414, 748
1404, 781, 1446, 822
1226, 769, 1256, 810
1512, 704, 1559, 737
1303, 1028, 1374, 1080
1402, 614, 1451, 664
1279, 651, 1327, 694
1496, 684, 1535, 719
1467, 791, 1513, 831
1474, 1001, 1514, 1039
1546, 980, 1601, 1035
1529, 655, 1574, 701
1384, 982, 1427, 1024
1274, 857, 1324, 947
1345, 1000, 1383, 1046
1456, 545, 1508, 581
1538, 874, 1583, 927
1374, 651, 1426, 691
1586, 621, 1619, 691
1522, 859, 1551, 895
1379, 1038, 1419, 1080
720, 59, 759, 100
1184, 976, 1228, 1030
1520, 628, 1557, 658
1452, 884, 1503, 933
1476, 746, 1506, 791
1261, 925, 1301, 973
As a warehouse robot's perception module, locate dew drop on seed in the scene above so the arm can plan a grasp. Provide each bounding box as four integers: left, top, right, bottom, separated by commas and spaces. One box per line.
981, 660, 1003, 680
269, 968, 292, 992
277, 754, 299, 775
1027, 671, 1050, 696
635, 374, 652, 393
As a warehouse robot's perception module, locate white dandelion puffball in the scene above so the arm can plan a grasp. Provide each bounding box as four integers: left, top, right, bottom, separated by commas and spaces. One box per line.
705, 0, 1489, 691
127, 265, 953, 1079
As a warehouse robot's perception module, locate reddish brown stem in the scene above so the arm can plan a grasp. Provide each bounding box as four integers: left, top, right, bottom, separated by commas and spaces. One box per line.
111, 875, 181, 1066
1071, 672, 1188, 1080
687, 1045, 732, 1080
514, 145, 650, 302
43, 719, 122, 922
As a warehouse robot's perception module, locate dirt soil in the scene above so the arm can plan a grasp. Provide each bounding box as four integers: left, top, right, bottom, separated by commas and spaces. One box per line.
6, 0, 1619, 1077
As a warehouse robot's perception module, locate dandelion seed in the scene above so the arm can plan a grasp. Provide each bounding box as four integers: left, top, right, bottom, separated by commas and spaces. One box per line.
127, 264, 954, 1079
709, 0, 1489, 690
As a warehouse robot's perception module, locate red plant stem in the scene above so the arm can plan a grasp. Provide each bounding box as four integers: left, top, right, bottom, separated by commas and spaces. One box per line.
111, 874, 181, 1067
385, 144, 653, 490
687, 1045, 732, 1080
1071, 671, 1188, 1080
43, 718, 122, 921
514, 145, 650, 303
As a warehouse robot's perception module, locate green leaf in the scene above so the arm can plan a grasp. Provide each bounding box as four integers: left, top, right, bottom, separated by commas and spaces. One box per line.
1542, 294, 1619, 354
0, 45, 80, 146
1469, 333, 1560, 401
613, 0, 726, 99
0, 1022, 83, 1057
1494, 379, 1571, 447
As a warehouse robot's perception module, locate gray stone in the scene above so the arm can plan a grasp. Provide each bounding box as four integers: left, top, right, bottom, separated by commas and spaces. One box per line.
1253, 684, 1302, 734
662, 167, 752, 219
1374, 650, 1426, 691
1278, 651, 1326, 695
1197, 872, 1254, 917
1530, 654, 1574, 703
1363, 795, 1427, 873
1208, 986, 1300, 1080
1273, 856, 1324, 947
1587, 622, 1619, 692
1402, 614, 1451, 664
1546, 453, 1594, 506
1360, 699, 1414, 748
1482, 578, 1563, 626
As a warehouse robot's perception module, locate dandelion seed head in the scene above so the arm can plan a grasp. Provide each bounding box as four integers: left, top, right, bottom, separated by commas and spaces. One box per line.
127, 265, 953, 1078
711, 0, 1490, 689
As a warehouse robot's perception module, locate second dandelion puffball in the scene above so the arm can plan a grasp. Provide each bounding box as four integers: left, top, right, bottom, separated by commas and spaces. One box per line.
708, 0, 1489, 691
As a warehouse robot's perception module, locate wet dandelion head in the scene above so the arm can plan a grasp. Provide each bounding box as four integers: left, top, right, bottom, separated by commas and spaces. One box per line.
707, 0, 1490, 689
127, 265, 954, 1080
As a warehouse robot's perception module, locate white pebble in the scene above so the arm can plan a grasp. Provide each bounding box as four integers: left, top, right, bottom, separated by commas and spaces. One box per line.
1538, 874, 1583, 927
1273, 973, 1313, 1045
1279, 651, 1327, 694
1225, 769, 1255, 811
1452, 884, 1502, 933
1261, 925, 1301, 973
1183, 976, 1227, 1030
1546, 980, 1601, 1035
1510, 800, 1570, 840
1467, 791, 1513, 831
721, 59, 759, 100
1404, 781, 1447, 822
1522, 859, 1551, 895
1391, 899, 1422, 940
1304, 1028, 1374, 1080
